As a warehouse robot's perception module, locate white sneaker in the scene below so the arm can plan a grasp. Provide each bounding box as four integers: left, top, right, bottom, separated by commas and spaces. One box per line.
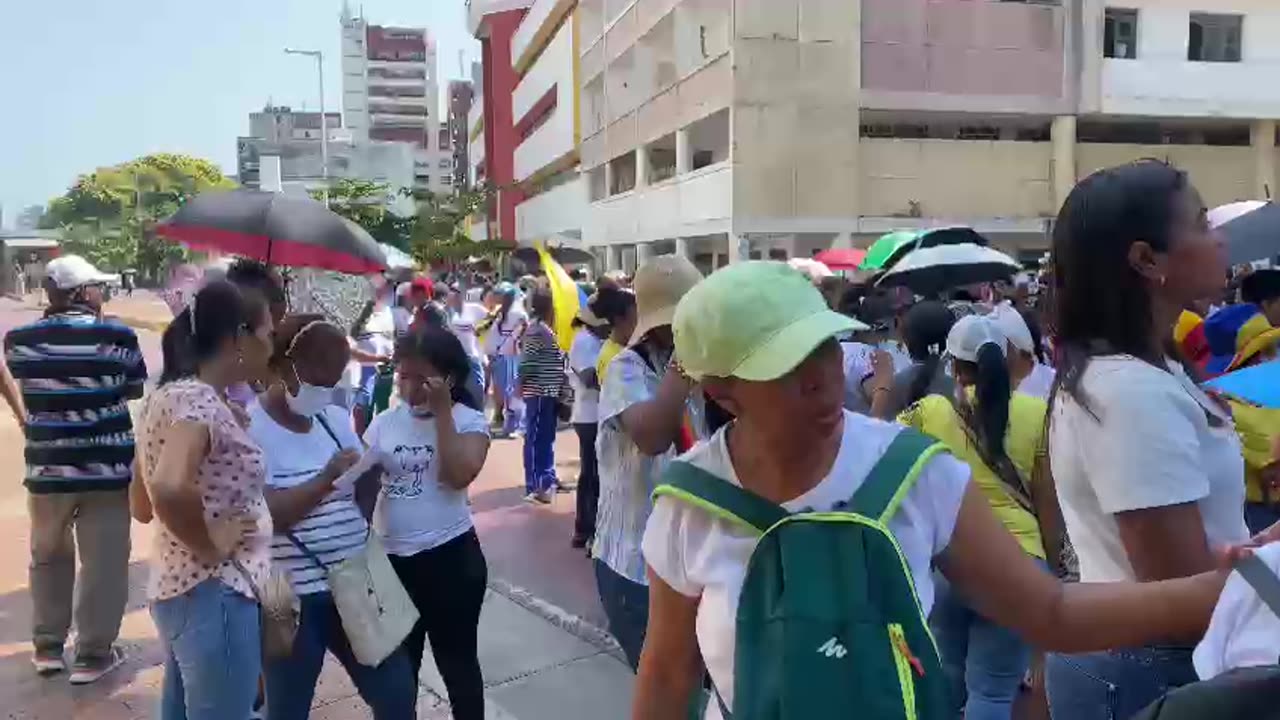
32, 649, 65, 676
69, 646, 125, 685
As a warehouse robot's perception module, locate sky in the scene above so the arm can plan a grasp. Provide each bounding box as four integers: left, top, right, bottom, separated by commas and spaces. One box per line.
0, 0, 479, 224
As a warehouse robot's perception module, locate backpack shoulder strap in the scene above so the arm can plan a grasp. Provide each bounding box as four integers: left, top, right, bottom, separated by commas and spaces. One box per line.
850, 427, 947, 523
1235, 553, 1280, 620
654, 460, 788, 535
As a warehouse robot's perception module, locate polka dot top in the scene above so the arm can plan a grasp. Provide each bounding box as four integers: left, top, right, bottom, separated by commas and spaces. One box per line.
139, 379, 273, 601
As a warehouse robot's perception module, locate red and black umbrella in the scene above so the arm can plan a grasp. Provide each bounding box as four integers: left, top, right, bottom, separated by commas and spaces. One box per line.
156, 189, 387, 275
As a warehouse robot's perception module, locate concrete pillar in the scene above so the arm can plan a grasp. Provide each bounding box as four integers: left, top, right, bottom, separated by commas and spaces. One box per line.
674, 236, 692, 259
636, 242, 655, 267
1050, 115, 1077, 211
676, 127, 693, 175
831, 231, 854, 250
728, 233, 749, 264
604, 161, 615, 196
1252, 120, 1277, 200
605, 245, 622, 272
635, 147, 650, 189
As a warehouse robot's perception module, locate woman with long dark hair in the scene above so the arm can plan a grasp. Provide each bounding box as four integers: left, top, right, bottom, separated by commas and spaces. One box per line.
519, 289, 566, 504
482, 283, 527, 436
364, 324, 491, 720
1045, 160, 1247, 718
135, 281, 277, 719
898, 315, 1063, 720
868, 300, 956, 419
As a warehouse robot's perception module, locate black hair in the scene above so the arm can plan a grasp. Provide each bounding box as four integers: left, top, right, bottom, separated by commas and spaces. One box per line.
589, 287, 635, 324
496, 288, 516, 329
1241, 270, 1280, 306
159, 280, 268, 385
395, 324, 482, 410
954, 341, 1023, 503
1018, 306, 1047, 364
902, 301, 956, 405
529, 288, 554, 322
225, 258, 285, 307
1050, 159, 1191, 412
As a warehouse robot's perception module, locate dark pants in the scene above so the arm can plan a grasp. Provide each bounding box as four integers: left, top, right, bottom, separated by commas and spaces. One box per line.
522, 395, 559, 494
593, 559, 649, 671
265, 592, 417, 720
1245, 501, 1280, 535
389, 530, 489, 720
573, 423, 600, 543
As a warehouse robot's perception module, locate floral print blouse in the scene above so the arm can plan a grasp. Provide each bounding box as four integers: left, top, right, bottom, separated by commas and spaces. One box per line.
138, 379, 273, 601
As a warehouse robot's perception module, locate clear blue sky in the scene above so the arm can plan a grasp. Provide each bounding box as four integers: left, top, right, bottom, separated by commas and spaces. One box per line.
0, 0, 478, 221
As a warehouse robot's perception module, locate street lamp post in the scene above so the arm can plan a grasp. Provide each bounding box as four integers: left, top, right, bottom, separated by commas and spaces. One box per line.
284, 48, 329, 205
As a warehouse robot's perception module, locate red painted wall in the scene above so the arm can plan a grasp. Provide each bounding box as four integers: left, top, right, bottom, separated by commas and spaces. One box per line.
479, 9, 527, 245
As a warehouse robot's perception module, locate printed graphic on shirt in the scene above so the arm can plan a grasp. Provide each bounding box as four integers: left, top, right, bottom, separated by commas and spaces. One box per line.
383, 443, 436, 499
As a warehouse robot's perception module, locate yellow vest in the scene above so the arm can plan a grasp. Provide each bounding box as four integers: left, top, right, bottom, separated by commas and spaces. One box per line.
596, 339, 624, 384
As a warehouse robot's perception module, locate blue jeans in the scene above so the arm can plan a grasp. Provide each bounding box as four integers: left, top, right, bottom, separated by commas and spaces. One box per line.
1245, 501, 1280, 536
265, 591, 417, 720
491, 355, 524, 434
594, 559, 649, 671
523, 395, 559, 494
150, 578, 262, 720
1046, 646, 1197, 720
931, 560, 1047, 720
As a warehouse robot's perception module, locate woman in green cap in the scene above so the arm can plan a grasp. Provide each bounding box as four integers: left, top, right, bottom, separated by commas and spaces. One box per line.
632, 260, 1252, 720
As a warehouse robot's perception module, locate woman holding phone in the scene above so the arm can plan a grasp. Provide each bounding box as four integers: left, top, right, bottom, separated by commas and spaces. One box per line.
364, 324, 492, 720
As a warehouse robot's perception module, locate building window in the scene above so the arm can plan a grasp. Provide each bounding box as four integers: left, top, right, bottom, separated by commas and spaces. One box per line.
1189, 13, 1242, 63
1104, 8, 1138, 59
441, 176, 453, 185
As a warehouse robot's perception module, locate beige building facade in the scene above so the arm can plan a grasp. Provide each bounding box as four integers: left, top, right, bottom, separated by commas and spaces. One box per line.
487, 0, 1280, 272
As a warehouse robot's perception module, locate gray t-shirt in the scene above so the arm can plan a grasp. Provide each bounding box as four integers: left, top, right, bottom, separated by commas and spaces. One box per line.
885, 362, 955, 418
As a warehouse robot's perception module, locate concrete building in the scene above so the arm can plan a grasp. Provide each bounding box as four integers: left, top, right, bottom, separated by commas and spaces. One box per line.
341, 3, 453, 195
468, 0, 1280, 272
449, 78, 477, 187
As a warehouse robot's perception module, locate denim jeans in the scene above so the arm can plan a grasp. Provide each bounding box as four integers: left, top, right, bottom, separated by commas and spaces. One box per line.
264, 591, 417, 720
1245, 501, 1280, 536
523, 395, 559, 495
1046, 646, 1197, 720
931, 561, 1047, 720
150, 578, 262, 720
594, 559, 649, 671
490, 355, 524, 434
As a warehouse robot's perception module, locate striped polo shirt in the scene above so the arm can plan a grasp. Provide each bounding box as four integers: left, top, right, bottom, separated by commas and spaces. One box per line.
247, 403, 369, 595
518, 321, 566, 398
5, 307, 147, 493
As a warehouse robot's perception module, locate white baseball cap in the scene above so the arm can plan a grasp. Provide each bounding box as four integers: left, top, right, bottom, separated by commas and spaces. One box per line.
45, 255, 116, 291
988, 303, 1035, 355
946, 315, 1007, 363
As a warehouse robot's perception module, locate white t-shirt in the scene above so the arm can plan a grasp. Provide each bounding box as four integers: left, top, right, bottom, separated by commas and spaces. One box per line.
483, 306, 529, 357
642, 411, 970, 719
1017, 363, 1056, 401
568, 329, 605, 424
1049, 355, 1248, 583
450, 302, 489, 362
247, 403, 368, 595
1194, 543, 1280, 679
364, 403, 490, 556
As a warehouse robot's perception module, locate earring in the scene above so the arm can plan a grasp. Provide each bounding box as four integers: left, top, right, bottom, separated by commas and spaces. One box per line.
1160, 276, 1168, 288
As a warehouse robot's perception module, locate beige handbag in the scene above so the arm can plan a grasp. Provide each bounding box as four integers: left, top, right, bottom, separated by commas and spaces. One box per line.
287, 531, 419, 666
232, 559, 300, 659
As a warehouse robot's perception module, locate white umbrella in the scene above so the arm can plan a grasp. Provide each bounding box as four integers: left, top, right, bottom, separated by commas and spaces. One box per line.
876, 243, 1021, 296
379, 243, 416, 270
1208, 200, 1280, 265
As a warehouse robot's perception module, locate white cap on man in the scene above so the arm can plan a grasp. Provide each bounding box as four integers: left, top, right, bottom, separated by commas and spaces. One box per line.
44, 255, 115, 291
988, 303, 1035, 355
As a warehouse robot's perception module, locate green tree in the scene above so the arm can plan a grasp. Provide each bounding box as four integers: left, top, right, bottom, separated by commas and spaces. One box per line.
43, 153, 235, 282
409, 184, 503, 264
311, 178, 417, 250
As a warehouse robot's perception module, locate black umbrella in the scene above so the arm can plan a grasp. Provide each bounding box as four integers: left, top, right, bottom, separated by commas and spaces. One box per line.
1208, 201, 1280, 265
156, 189, 387, 275
876, 243, 1020, 296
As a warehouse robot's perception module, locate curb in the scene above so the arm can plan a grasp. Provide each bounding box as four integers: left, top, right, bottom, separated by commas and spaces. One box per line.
486, 576, 625, 662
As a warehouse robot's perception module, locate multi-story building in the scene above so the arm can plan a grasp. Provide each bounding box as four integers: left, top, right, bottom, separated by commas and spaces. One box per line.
469, 0, 1280, 272
341, 4, 453, 195
448, 79, 477, 188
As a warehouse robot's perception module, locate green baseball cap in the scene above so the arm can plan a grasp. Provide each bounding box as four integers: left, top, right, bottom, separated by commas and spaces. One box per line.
673, 261, 867, 382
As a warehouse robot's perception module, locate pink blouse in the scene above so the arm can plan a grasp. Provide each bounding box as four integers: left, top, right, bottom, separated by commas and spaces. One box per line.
139, 380, 273, 601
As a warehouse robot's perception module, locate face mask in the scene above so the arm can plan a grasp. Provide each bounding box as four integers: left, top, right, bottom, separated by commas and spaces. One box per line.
286, 381, 335, 417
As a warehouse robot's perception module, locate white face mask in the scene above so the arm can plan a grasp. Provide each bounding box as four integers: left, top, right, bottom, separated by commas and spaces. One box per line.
286, 381, 335, 417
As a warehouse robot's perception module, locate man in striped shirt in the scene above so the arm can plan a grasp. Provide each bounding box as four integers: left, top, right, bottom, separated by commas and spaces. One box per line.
5, 255, 146, 684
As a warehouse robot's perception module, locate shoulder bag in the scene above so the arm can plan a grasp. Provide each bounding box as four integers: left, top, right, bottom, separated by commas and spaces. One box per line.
300, 413, 420, 666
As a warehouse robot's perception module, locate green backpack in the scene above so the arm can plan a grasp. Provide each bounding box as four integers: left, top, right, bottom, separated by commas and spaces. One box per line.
653, 429, 952, 720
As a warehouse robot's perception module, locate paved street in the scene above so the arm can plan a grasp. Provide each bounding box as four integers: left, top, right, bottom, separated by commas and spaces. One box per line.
0, 294, 634, 719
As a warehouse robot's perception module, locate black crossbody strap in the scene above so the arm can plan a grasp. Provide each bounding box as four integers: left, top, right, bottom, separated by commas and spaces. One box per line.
284, 532, 331, 576
313, 412, 342, 449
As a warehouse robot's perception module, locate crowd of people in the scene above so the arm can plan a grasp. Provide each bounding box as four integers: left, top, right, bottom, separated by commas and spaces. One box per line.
8, 157, 1280, 720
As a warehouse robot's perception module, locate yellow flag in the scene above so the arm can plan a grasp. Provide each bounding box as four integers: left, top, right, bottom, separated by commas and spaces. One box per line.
534, 242, 581, 351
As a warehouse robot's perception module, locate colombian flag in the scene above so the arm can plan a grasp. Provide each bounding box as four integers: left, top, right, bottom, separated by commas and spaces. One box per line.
534, 242, 582, 352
